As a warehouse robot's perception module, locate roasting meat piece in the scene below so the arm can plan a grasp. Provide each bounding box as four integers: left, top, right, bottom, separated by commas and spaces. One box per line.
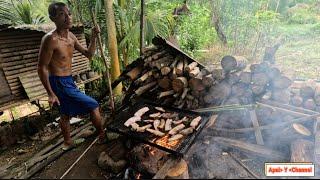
169, 124, 185, 135
159, 119, 166, 129
180, 127, 194, 135
155, 107, 166, 112
165, 119, 173, 131
134, 107, 150, 117
124, 116, 141, 127
190, 116, 202, 128
143, 119, 154, 123
172, 116, 188, 125
168, 134, 183, 142
153, 119, 160, 131
146, 128, 165, 137
161, 113, 173, 119
149, 112, 161, 118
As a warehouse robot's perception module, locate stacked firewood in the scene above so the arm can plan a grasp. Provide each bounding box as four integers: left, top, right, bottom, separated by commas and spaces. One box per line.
289, 81, 320, 111
203, 57, 293, 107
129, 45, 295, 110
132, 46, 215, 109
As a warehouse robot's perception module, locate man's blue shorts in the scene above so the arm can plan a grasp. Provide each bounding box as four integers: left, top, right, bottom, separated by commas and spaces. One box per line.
49, 75, 99, 116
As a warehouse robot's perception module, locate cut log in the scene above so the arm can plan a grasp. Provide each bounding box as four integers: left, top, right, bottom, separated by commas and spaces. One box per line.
290, 139, 314, 162
188, 78, 205, 92
126, 66, 143, 80
135, 82, 157, 96
251, 73, 269, 86
239, 71, 251, 84
159, 90, 175, 99
250, 85, 266, 96
211, 68, 225, 81
212, 137, 286, 160
300, 86, 315, 99
231, 82, 247, 97
158, 76, 172, 90
130, 145, 168, 176
161, 67, 171, 76
272, 75, 292, 89
183, 58, 188, 72
165, 159, 189, 179
170, 67, 177, 79
303, 99, 316, 111
225, 72, 240, 85
181, 88, 189, 100
205, 82, 231, 104
291, 95, 303, 107
185, 62, 198, 72
250, 62, 269, 73
271, 89, 290, 104
172, 77, 188, 93
176, 60, 184, 75
135, 70, 153, 84
221, 55, 247, 72
202, 74, 214, 87
266, 66, 281, 80
189, 67, 200, 77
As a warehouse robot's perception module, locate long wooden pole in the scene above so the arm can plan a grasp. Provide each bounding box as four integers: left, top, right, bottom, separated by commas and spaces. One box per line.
59, 137, 98, 179
90, 10, 115, 112
140, 0, 145, 56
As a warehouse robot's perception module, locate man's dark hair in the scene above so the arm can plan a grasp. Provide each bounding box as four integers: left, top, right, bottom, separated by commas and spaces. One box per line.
48, 2, 67, 18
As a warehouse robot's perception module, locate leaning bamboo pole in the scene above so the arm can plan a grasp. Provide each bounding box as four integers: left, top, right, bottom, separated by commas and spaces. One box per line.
90, 10, 115, 112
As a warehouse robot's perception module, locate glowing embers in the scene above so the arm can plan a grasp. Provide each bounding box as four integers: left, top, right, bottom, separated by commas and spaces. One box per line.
153, 134, 181, 150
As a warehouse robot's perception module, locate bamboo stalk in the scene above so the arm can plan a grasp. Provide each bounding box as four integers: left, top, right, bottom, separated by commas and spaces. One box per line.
90, 10, 115, 112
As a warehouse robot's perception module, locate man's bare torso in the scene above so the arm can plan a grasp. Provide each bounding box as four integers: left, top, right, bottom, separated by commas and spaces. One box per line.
48, 30, 75, 76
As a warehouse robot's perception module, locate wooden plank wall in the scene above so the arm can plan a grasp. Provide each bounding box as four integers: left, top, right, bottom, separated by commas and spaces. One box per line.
0, 27, 90, 110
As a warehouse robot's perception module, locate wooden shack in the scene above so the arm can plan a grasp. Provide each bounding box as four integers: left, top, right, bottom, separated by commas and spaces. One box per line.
0, 24, 101, 111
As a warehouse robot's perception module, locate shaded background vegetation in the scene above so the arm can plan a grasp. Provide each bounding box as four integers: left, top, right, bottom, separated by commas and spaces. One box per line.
1, 0, 320, 81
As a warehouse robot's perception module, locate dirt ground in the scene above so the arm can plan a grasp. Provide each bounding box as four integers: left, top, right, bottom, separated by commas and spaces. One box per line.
33, 137, 111, 179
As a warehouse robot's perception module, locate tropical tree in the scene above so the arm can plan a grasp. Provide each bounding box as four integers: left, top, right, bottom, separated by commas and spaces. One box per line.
0, 0, 45, 25
104, 0, 122, 95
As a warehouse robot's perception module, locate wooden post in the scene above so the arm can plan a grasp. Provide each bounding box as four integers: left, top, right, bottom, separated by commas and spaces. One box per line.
140, 0, 145, 56
90, 10, 115, 112
249, 110, 264, 145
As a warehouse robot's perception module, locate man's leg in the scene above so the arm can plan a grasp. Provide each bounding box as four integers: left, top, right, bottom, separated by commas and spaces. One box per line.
90, 107, 105, 140
59, 115, 72, 146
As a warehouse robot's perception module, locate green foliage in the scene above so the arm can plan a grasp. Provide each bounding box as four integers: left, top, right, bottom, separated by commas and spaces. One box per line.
175, 3, 217, 55
0, 0, 15, 24
286, 7, 319, 24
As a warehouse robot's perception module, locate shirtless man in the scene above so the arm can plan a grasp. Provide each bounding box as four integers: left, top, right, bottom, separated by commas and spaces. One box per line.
38, 2, 105, 148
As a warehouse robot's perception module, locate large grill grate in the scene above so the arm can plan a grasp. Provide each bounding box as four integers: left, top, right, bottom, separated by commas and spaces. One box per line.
107, 100, 210, 157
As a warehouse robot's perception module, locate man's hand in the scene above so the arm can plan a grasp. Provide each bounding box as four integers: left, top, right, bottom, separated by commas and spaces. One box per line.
48, 94, 60, 107
92, 25, 101, 37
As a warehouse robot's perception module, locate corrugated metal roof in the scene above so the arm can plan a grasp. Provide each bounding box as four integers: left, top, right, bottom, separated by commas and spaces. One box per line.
0, 23, 84, 33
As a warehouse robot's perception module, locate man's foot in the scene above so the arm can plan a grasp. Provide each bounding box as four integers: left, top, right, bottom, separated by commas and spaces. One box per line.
61, 138, 85, 151
97, 133, 107, 145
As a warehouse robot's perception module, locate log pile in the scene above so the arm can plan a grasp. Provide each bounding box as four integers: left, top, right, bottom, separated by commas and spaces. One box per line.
289, 80, 320, 112
129, 46, 213, 109
127, 44, 294, 110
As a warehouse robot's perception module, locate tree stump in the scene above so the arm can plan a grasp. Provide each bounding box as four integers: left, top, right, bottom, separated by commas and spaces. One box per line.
165, 159, 189, 179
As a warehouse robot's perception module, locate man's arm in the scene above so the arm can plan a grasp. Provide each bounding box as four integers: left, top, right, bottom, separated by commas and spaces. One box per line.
37, 34, 60, 106
74, 26, 100, 60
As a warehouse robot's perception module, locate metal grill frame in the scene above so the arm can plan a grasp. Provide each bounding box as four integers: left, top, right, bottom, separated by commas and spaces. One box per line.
107, 99, 210, 157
